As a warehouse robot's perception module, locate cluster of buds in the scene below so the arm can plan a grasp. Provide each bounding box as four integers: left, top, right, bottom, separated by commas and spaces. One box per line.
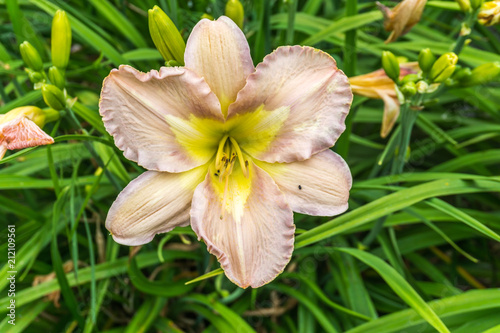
381, 49, 460, 99
20, 10, 73, 111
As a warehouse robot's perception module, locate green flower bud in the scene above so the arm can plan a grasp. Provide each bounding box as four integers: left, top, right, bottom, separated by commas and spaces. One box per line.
25, 68, 44, 84
20, 41, 43, 71
48, 66, 66, 89
402, 73, 419, 84
462, 62, 500, 86
455, 0, 471, 11
429, 52, 458, 83
42, 84, 66, 110
418, 48, 436, 74
453, 67, 472, 81
381, 51, 400, 82
51, 10, 72, 69
225, 0, 244, 29
148, 6, 186, 65
401, 81, 417, 97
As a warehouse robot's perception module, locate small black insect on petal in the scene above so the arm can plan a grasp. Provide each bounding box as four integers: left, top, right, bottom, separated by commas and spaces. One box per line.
298, 185, 302, 190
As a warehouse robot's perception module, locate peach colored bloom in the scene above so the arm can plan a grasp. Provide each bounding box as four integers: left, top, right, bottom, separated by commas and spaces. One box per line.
0, 106, 54, 160
377, 0, 427, 43
349, 62, 419, 138
99, 17, 352, 288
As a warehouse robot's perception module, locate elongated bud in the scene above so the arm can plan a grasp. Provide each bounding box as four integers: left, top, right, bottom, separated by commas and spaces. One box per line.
51, 10, 72, 69
418, 48, 436, 74
478, 1, 500, 26
48, 66, 66, 89
148, 6, 185, 65
225, 0, 244, 29
462, 62, 500, 86
42, 84, 66, 110
0, 106, 59, 128
381, 51, 400, 82
455, 0, 471, 11
1, 106, 42, 125
20, 41, 43, 71
430, 52, 458, 83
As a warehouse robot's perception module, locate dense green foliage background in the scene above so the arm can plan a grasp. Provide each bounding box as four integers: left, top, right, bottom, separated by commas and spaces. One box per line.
1, 0, 500, 332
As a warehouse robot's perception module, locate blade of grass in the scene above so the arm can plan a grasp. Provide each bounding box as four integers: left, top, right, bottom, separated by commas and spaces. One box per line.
336, 248, 450, 333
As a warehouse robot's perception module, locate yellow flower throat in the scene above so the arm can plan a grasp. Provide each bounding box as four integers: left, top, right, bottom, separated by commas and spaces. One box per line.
214, 135, 249, 181
214, 135, 249, 220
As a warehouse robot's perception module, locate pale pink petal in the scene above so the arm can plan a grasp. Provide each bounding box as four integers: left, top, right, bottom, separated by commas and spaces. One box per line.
106, 166, 207, 246
190, 162, 294, 288
0, 116, 54, 150
184, 16, 254, 116
99, 65, 223, 173
228, 46, 352, 163
378, 89, 400, 138
258, 150, 351, 216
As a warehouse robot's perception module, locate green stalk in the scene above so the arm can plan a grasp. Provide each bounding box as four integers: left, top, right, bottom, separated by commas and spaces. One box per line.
286, 0, 297, 45
336, 0, 358, 159
391, 102, 418, 174
450, 8, 480, 55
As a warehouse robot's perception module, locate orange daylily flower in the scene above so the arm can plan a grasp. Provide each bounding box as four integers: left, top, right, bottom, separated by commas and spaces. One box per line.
350, 62, 419, 138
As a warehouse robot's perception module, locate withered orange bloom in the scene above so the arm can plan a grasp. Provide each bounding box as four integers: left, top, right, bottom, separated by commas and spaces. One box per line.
478, 1, 500, 26
377, 0, 427, 43
349, 62, 419, 138
100, 16, 353, 288
0, 106, 54, 160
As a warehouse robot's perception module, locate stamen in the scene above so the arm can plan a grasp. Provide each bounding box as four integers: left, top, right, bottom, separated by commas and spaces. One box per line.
215, 135, 229, 171
229, 137, 249, 178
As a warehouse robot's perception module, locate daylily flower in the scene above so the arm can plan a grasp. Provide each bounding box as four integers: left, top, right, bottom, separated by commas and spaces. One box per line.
377, 0, 427, 43
99, 16, 353, 288
349, 62, 419, 138
0, 106, 55, 160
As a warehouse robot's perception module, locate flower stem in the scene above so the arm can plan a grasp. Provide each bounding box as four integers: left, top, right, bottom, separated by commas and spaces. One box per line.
391, 102, 418, 174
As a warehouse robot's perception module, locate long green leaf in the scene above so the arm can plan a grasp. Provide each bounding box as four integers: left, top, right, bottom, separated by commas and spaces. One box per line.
346, 289, 500, 333
296, 178, 500, 248
336, 248, 450, 333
